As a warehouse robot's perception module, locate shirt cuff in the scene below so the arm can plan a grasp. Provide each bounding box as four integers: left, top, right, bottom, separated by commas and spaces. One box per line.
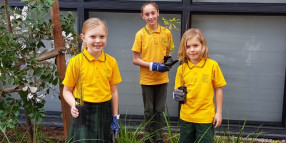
149, 62, 153, 71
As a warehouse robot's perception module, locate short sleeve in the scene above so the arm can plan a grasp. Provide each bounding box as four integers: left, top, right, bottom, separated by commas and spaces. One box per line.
212, 62, 227, 88
174, 65, 183, 89
110, 59, 122, 85
62, 57, 77, 88
131, 32, 142, 53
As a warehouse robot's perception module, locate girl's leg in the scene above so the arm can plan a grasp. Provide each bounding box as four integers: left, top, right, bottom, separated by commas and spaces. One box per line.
195, 123, 214, 143
141, 85, 155, 141
153, 83, 168, 142
179, 119, 196, 143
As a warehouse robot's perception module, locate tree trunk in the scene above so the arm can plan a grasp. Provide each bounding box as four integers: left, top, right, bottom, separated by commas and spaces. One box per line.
23, 100, 34, 143
50, 0, 71, 140
4, 0, 12, 33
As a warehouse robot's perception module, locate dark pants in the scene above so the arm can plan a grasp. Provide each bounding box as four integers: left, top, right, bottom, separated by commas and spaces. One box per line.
179, 119, 214, 143
141, 83, 168, 142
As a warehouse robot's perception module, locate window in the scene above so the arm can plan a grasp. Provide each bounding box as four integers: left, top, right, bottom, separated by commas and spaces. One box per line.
90, 0, 181, 1
193, 0, 286, 3
192, 15, 286, 122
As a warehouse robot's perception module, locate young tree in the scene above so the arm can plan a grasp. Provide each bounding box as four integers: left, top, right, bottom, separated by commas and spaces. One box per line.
0, 0, 79, 142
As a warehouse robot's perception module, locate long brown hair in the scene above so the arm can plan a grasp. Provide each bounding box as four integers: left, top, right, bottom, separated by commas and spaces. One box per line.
81, 18, 108, 52
178, 28, 209, 63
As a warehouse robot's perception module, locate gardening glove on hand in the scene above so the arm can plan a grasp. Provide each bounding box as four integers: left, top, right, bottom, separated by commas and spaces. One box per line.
111, 115, 120, 138
163, 56, 179, 69
149, 62, 169, 72
173, 86, 187, 102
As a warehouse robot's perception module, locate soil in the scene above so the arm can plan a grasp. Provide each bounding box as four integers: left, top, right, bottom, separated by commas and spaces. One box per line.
0, 126, 65, 143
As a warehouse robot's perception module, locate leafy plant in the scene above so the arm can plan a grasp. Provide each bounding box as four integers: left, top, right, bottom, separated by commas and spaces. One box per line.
117, 115, 154, 143
0, 0, 79, 142
163, 108, 180, 143
161, 17, 181, 55
60, 12, 80, 56
215, 120, 266, 143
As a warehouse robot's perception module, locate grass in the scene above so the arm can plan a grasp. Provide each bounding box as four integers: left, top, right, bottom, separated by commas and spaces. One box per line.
117, 115, 153, 143
214, 120, 266, 143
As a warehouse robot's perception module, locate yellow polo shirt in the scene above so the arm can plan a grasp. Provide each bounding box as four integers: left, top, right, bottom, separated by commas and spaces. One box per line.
62, 49, 122, 103
132, 24, 173, 85
174, 58, 226, 123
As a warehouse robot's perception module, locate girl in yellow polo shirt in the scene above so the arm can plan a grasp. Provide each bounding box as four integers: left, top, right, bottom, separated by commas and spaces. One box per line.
131, 2, 177, 143
173, 28, 227, 143
62, 18, 122, 142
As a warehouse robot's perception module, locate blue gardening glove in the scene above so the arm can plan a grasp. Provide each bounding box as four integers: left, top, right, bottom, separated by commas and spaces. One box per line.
150, 62, 169, 72
173, 86, 187, 102
111, 115, 120, 138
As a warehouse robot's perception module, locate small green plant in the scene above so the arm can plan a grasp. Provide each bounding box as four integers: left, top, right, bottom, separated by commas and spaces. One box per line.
117, 115, 154, 143
215, 120, 266, 143
161, 17, 180, 55
163, 107, 180, 143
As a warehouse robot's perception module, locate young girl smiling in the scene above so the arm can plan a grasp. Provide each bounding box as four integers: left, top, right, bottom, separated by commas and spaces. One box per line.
63, 18, 122, 142
131, 2, 175, 143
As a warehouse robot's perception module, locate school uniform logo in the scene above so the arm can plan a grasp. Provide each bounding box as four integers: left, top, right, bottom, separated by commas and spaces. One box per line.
202, 73, 209, 83
105, 68, 111, 79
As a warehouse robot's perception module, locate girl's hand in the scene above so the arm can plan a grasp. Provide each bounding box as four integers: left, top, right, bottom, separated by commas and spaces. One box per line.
71, 105, 79, 118
213, 113, 222, 128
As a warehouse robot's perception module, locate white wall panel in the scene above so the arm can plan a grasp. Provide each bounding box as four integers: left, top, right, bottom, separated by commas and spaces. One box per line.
192, 15, 286, 122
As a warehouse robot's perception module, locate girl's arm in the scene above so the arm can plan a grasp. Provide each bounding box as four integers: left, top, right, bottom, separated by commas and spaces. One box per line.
111, 84, 119, 116
132, 51, 150, 68
133, 51, 169, 72
213, 87, 223, 128
63, 85, 78, 118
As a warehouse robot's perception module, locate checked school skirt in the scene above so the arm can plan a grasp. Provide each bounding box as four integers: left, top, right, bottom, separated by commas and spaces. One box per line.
67, 100, 112, 143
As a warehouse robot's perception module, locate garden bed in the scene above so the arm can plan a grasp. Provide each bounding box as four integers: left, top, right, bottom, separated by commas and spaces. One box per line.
0, 126, 65, 143
1, 125, 285, 143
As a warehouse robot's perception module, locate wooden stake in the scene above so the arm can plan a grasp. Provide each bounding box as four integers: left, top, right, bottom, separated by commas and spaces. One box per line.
50, 0, 71, 140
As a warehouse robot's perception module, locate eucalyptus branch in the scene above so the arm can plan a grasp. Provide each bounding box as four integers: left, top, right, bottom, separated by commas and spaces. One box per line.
0, 85, 24, 97
10, 47, 65, 72
4, 0, 12, 33
14, 59, 26, 68
37, 47, 65, 61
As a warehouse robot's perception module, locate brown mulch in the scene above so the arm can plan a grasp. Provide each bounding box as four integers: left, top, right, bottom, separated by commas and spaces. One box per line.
0, 126, 65, 143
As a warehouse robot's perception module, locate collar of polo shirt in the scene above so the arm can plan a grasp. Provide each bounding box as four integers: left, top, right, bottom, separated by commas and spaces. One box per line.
83, 48, 106, 62
144, 24, 162, 35
187, 58, 207, 69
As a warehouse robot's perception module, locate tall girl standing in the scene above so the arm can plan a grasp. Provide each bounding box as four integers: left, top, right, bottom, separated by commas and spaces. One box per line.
62, 18, 122, 142
132, 2, 176, 143
173, 29, 227, 143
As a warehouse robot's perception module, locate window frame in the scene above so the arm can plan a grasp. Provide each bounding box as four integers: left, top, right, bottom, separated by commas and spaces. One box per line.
3, 0, 286, 128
